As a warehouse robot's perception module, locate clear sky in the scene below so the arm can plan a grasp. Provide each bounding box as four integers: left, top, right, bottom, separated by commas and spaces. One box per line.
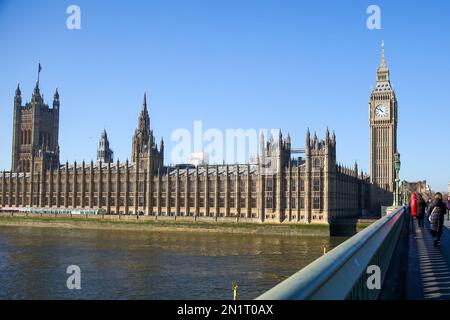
0, 0, 449, 192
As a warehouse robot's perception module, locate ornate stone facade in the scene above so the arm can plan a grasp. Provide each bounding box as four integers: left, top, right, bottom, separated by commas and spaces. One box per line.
0, 116, 372, 222
11, 81, 60, 173
97, 129, 114, 164
369, 42, 397, 193
1, 45, 396, 222
0, 88, 385, 223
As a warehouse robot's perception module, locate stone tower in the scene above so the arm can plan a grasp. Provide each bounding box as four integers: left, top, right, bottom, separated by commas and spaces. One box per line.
131, 92, 163, 173
369, 41, 398, 192
305, 128, 337, 220
11, 79, 60, 173
97, 129, 114, 163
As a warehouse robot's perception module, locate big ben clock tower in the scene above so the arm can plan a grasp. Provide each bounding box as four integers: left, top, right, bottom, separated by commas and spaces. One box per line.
369, 41, 398, 193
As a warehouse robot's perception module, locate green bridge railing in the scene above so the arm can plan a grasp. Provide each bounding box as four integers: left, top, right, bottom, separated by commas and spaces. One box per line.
256, 206, 406, 300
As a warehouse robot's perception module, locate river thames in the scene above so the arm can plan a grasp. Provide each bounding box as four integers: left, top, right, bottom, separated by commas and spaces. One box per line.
0, 226, 346, 299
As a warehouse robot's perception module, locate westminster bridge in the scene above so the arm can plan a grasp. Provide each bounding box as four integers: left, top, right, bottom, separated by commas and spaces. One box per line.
257, 206, 450, 300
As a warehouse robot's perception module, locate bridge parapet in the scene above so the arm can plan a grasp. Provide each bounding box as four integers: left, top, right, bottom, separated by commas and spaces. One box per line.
256, 206, 406, 300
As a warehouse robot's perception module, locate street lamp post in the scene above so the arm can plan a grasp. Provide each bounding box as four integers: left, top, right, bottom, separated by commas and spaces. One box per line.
394, 152, 401, 206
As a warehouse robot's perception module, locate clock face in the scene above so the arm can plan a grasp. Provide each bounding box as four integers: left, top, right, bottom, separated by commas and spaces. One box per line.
375, 105, 389, 118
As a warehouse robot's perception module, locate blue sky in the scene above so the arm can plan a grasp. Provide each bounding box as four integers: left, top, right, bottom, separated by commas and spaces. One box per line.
0, 0, 449, 191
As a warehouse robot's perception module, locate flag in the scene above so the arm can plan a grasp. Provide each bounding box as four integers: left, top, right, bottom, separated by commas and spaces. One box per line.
38, 63, 42, 73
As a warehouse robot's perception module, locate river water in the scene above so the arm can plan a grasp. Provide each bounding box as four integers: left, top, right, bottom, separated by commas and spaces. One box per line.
0, 226, 346, 299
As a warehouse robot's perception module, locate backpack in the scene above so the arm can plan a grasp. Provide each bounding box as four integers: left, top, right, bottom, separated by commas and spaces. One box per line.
428, 205, 442, 231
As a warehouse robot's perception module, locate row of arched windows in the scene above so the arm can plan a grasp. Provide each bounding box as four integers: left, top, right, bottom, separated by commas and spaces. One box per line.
39, 132, 52, 146
19, 130, 53, 146
20, 159, 31, 172
20, 129, 32, 145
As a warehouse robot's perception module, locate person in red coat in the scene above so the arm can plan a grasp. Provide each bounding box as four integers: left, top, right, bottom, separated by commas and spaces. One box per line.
411, 192, 417, 218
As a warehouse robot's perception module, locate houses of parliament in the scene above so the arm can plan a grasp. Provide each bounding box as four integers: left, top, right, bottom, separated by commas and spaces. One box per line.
0, 44, 396, 223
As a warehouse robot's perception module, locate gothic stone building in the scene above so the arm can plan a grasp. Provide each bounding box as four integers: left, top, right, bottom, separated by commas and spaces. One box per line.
402, 180, 431, 203
0, 90, 388, 223
0, 45, 395, 223
369, 41, 397, 209
11, 81, 60, 173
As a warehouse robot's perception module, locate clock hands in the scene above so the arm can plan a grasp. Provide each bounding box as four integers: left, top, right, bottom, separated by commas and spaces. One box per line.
375, 105, 388, 117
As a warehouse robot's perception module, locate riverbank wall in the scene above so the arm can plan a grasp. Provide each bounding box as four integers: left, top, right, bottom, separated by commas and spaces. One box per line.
0, 212, 374, 236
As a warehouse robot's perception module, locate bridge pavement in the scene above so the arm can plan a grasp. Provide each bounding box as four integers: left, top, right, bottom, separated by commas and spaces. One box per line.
406, 215, 450, 299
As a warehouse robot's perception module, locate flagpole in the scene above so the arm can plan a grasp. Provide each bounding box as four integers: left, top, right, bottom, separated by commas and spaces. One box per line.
37, 62, 41, 85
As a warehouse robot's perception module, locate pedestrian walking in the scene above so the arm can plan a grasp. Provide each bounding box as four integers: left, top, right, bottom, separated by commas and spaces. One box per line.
416, 194, 427, 228
446, 196, 450, 221
411, 192, 417, 218
427, 192, 447, 247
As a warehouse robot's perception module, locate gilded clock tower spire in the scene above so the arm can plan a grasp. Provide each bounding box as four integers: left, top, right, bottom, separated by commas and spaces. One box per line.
369, 41, 398, 193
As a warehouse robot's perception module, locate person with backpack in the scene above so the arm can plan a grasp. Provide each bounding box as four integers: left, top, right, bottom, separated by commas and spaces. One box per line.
427, 192, 447, 247
416, 194, 427, 228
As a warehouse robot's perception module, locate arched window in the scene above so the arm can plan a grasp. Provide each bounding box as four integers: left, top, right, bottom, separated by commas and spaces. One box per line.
314, 159, 321, 168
